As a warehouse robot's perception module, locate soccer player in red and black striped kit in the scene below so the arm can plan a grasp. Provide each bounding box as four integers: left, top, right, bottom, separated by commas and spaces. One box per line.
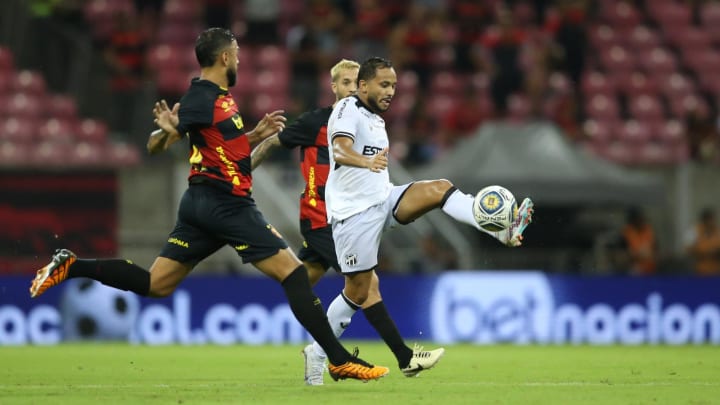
251, 59, 443, 385
29, 28, 388, 383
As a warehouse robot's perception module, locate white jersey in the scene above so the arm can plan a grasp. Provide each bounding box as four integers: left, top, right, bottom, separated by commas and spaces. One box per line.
326, 95, 393, 222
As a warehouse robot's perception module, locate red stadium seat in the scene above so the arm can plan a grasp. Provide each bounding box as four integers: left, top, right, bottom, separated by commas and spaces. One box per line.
430, 71, 462, 96
103, 142, 141, 166
0, 141, 31, 166
548, 72, 571, 95
255, 46, 290, 71
253, 70, 289, 95
157, 23, 201, 45
652, 119, 686, 144
507, 94, 531, 122
582, 119, 618, 143
589, 25, 620, 50
47, 95, 79, 120
424, 94, 458, 118
0, 46, 14, 72
12, 70, 46, 95
6, 93, 44, 119
469, 73, 491, 95
0, 118, 37, 144
659, 73, 696, 99
665, 26, 712, 50
37, 118, 76, 144
599, 45, 635, 73
32, 141, 73, 166
251, 93, 289, 120
76, 118, 109, 144
584, 94, 620, 121
71, 142, 106, 166
627, 26, 662, 50
628, 94, 665, 121
163, 0, 201, 23
617, 120, 652, 144
581, 71, 615, 97
611, 72, 659, 97
601, 1, 642, 27
669, 94, 709, 118
637, 47, 678, 75
648, 2, 692, 27
397, 70, 419, 95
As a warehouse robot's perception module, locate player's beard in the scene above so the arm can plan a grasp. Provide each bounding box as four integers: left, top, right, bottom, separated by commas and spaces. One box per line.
226, 66, 237, 87
367, 94, 387, 114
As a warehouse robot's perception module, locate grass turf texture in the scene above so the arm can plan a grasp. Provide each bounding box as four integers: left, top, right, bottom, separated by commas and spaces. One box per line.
1, 343, 718, 404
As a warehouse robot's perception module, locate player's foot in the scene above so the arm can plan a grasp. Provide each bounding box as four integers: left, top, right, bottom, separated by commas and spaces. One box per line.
302, 344, 326, 386
29, 249, 76, 298
493, 198, 533, 247
328, 348, 389, 382
401, 344, 445, 377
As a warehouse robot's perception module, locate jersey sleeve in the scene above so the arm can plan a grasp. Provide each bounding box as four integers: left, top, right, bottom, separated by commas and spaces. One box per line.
278, 111, 316, 148
329, 98, 359, 142
176, 90, 215, 135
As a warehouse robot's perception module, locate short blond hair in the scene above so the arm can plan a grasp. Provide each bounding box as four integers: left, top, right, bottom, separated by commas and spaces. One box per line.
330, 59, 360, 82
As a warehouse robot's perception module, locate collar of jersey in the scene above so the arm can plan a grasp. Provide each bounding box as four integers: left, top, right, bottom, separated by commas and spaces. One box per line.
191, 77, 229, 95
353, 95, 376, 115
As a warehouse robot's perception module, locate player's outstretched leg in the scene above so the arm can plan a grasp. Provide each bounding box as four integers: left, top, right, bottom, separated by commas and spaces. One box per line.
29, 249, 76, 298
302, 344, 327, 386
507, 197, 534, 246
401, 344, 446, 377
327, 348, 390, 382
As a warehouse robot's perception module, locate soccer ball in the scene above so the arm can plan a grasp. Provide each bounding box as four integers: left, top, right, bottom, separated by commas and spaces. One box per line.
473, 185, 517, 232
59, 279, 140, 341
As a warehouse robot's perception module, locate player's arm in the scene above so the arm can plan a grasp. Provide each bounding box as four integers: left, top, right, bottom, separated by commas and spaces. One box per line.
147, 128, 182, 155
332, 136, 388, 172
245, 110, 286, 148
250, 134, 281, 170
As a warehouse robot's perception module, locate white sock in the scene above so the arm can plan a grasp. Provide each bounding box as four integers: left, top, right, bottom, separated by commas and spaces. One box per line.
442, 189, 504, 241
312, 291, 359, 358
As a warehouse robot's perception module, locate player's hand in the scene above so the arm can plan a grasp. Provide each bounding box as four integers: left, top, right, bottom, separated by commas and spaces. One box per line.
153, 100, 179, 132
254, 110, 286, 139
367, 147, 389, 172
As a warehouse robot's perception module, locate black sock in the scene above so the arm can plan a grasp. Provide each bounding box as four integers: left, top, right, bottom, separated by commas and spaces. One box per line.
281, 265, 350, 366
68, 259, 150, 296
363, 301, 413, 368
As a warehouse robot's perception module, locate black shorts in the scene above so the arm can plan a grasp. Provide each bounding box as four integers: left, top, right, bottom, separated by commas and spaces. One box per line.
297, 225, 340, 273
159, 183, 287, 266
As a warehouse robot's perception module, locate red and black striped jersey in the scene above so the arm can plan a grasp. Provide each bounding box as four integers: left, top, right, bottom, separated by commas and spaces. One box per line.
176, 78, 253, 199
278, 106, 333, 231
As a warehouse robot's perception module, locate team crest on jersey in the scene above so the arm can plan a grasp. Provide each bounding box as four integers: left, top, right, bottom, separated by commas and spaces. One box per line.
344, 253, 357, 267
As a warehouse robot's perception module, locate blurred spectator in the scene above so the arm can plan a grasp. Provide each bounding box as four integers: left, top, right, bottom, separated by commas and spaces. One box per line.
104, 11, 148, 138
612, 207, 659, 275
134, 0, 164, 38
402, 93, 440, 166
287, 23, 323, 109
388, 3, 444, 84
449, 0, 493, 73
243, 0, 279, 45
352, 0, 392, 58
686, 107, 719, 163
439, 86, 487, 149
684, 208, 720, 276
473, 7, 527, 117
305, 0, 345, 55
548, 0, 588, 95
204, 0, 230, 29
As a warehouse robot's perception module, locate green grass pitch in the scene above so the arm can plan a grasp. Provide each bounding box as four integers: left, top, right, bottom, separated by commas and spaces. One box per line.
1, 343, 718, 404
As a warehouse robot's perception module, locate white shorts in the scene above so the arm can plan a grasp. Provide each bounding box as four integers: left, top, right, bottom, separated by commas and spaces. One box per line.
331, 183, 412, 273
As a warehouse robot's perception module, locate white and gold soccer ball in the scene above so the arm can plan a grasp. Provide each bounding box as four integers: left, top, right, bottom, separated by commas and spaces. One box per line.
473, 185, 517, 232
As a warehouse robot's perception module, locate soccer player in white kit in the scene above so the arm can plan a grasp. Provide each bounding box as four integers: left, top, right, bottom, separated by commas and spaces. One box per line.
314, 57, 533, 378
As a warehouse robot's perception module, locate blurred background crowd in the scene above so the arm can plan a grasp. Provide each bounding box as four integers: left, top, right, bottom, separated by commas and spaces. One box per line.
0, 0, 719, 277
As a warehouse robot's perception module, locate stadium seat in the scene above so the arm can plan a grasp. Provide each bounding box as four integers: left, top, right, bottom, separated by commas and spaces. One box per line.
253, 70, 289, 95
599, 45, 635, 73
637, 47, 678, 75
659, 73, 696, 99
162, 0, 201, 24
424, 94, 458, 119
582, 119, 618, 143
12, 70, 47, 95
665, 26, 712, 50
581, 71, 615, 97
430, 71, 462, 96
255, 46, 290, 71
548, 72, 571, 95
628, 94, 665, 121
0, 118, 37, 144
617, 120, 652, 144
250, 93, 289, 120
77, 118, 109, 144
0, 46, 14, 72
47, 95, 79, 120
397, 70, 419, 95
507, 94, 531, 122
157, 23, 202, 45
71, 142, 106, 166
0, 141, 30, 166
668, 94, 709, 118
653, 119, 686, 144
104, 142, 141, 166
601, 1, 642, 27
6, 93, 44, 119
611, 72, 658, 97
627, 26, 661, 50
37, 118, 76, 144
584, 93, 620, 121
32, 140, 73, 166
647, 2, 692, 27
589, 25, 620, 50
469, 73, 490, 95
